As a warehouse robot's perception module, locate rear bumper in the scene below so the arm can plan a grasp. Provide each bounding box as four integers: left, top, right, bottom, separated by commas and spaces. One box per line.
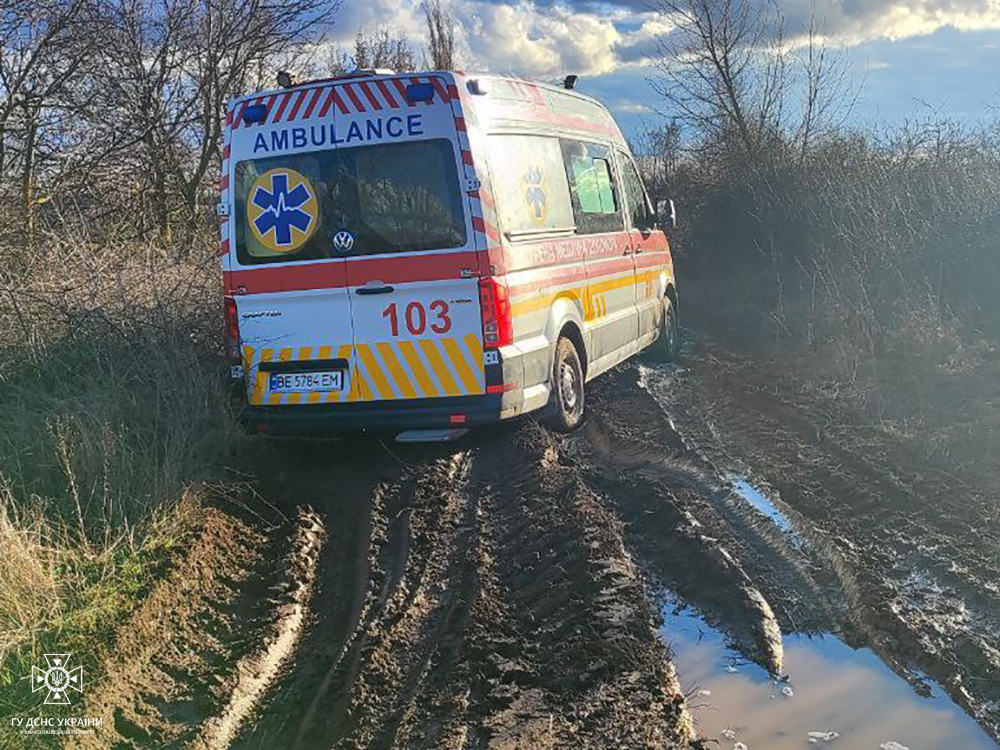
240, 394, 504, 436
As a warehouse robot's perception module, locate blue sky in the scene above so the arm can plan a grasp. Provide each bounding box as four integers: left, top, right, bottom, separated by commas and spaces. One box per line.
327, 0, 1000, 139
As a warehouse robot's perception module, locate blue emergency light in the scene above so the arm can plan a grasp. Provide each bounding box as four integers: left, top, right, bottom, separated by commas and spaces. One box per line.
405, 83, 435, 103
242, 103, 268, 125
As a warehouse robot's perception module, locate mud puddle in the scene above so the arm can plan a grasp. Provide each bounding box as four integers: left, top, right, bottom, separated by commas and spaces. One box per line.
662, 596, 995, 750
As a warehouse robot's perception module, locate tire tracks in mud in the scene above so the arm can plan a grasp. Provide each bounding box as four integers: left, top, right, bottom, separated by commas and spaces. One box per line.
233, 428, 691, 750
75, 338, 1000, 747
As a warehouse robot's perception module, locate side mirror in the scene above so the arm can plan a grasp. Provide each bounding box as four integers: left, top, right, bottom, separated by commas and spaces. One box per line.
657, 198, 677, 230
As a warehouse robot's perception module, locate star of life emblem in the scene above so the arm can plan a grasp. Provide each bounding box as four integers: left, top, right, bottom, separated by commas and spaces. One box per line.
32, 653, 83, 705
247, 168, 319, 253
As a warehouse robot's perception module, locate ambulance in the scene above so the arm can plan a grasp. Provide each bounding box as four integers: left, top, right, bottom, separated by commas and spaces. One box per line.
220, 70, 678, 437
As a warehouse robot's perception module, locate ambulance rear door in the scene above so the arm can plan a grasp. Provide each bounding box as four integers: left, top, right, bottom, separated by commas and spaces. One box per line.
338, 76, 486, 404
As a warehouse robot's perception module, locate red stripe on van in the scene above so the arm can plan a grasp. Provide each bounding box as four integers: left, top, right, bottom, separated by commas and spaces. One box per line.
285, 89, 309, 121
223, 252, 482, 294
392, 78, 410, 103
454, 117, 467, 131
343, 83, 366, 112
431, 78, 451, 102
232, 100, 250, 130
333, 87, 350, 115
318, 87, 337, 118
357, 81, 383, 110
218, 239, 230, 257
223, 145, 231, 159
448, 84, 460, 100
347, 251, 481, 285
375, 79, 400, 108
506, 266, 587, 296
219, 175, 229, 190
271, 91, 293, 123
471, 216, 499, 241
461, 150, 474, 166
301, 87, 324, 119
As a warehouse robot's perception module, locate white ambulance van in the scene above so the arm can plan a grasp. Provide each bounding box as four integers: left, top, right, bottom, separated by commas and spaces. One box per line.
220, 70, 678, 436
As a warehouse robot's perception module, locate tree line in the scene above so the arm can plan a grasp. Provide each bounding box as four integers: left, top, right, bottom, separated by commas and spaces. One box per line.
0, 0, 456, 252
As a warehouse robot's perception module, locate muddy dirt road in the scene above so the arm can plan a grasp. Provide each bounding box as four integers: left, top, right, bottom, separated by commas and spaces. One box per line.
74, 336, 1000, 749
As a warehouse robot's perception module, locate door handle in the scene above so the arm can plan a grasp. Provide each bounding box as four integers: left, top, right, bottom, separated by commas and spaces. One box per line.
355, 285, 394, 295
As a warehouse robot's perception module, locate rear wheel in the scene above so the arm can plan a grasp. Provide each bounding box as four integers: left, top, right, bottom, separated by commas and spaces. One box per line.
546, 336, 585, 432
650, 298, 679, 362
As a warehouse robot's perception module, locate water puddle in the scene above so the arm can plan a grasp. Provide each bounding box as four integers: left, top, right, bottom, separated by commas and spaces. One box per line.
729, 474, 805, 549
661, 598, 996, 750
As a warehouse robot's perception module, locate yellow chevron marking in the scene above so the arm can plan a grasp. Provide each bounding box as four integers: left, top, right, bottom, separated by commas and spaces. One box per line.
377, 342, 417, 399
462, 333, 484, 372
253, 349, 273, 405
443, 338, 480, 394
242, 346, 255, 405
420, 339, 460, 396
288, 346, 312, 405
331, 344, 353, 402
269, 348, 293, 404
357, 344, 394, 399
310, 345, 333, 403
399, 340, 437, 397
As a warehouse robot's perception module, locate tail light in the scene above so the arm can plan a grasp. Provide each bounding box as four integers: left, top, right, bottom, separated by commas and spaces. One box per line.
479, 277, 512, 349
224, 296, 240, 361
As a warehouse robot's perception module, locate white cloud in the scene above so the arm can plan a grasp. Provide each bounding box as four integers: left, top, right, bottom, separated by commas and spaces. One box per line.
462, 2, 622, 77
319, 0, 1000, 80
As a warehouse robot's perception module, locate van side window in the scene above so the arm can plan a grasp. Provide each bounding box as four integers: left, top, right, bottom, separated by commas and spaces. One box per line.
559, 139, 623, 235
486, 134, 574, 235
618, 154, 655, 233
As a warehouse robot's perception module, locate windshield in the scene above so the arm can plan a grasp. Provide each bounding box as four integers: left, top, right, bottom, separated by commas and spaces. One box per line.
234, 138, 467, 265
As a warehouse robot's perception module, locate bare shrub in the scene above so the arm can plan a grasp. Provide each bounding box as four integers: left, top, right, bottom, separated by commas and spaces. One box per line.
0, 226, 242, 665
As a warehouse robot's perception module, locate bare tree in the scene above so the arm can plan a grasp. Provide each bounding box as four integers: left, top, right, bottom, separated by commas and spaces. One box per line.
351, 26, 416, 72
0, 0, 103, 233
631, 120, 682, 202
94, 0, 334, 247
423, 0, 455, 70
650, 0, 787, 158
795, 18, 858, 163
651, 0, 855, 162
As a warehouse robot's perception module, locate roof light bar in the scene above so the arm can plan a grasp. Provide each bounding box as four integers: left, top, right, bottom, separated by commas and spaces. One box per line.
406, 82, 435, 103
242, 103, 267, 125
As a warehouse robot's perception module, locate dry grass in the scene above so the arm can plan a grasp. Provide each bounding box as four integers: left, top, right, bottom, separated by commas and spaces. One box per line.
0, 228, 244, 705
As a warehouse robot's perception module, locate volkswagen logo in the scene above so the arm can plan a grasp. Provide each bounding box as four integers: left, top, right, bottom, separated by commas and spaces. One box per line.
332, 230, 355, 253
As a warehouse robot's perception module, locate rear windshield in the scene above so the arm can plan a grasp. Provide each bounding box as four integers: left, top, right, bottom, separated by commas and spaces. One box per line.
234, 139, 467, 265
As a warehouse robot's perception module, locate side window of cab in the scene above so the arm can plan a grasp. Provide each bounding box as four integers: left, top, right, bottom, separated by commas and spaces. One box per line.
617, 152, 656, 233
559, 139, 624, 235
486, 134, 575, 236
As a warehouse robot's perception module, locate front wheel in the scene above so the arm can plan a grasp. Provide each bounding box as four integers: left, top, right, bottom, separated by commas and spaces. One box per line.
545, 336, 585, 432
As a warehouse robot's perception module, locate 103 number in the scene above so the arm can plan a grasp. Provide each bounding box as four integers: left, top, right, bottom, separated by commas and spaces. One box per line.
381, 301, 451, 336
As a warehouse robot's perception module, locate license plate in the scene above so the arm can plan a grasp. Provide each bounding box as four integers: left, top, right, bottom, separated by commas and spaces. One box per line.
269, 370, 344, 394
